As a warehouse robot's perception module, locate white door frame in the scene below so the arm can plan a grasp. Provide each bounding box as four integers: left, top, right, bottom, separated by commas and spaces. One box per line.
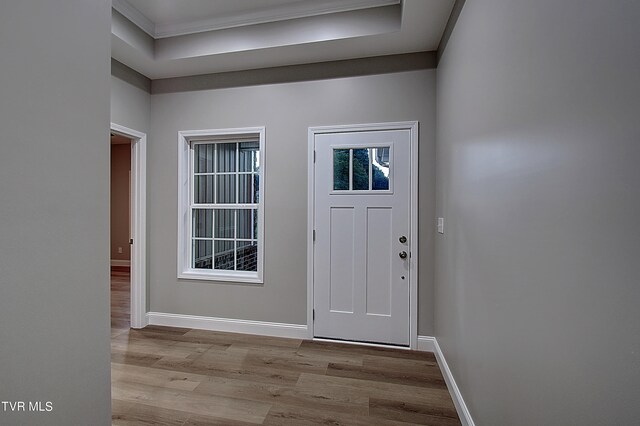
111, 123, 147, 329
307, 121, 419, 349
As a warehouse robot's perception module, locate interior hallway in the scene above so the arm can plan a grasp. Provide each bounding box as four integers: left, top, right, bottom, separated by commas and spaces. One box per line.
110, 268, 460, 425
111, 266, 131, 336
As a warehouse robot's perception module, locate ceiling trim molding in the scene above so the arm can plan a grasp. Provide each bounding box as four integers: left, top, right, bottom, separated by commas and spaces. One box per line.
112, 0, 155, 37
111, 58, 151, 93
151, 51, 436, 94
112, 0, 400, 39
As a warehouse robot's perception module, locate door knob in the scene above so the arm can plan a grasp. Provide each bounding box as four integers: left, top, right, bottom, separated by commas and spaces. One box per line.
399, 251, 407, 259
399, 236, 407, 244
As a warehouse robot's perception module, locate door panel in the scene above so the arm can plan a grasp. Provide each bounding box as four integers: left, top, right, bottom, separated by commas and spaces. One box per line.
366, 207, 392, 316
329, 207, 355, 313
314, 129, 411, 346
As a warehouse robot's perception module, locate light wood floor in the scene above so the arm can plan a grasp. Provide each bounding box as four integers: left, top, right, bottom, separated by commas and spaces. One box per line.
111, 268, 461, 425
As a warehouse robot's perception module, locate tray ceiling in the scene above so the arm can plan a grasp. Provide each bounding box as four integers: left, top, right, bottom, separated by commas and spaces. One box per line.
111, 0, 456, 79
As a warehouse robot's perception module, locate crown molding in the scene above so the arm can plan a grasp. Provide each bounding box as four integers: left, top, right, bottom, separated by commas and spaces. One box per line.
112, 0, 155, 37
113, 0, 400, 39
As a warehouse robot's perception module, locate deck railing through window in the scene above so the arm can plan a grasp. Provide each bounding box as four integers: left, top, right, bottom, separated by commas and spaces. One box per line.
191, 141, 259, 272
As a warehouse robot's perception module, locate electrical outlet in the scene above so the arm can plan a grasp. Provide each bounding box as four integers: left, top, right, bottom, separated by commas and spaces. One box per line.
118, 246, 123, 254
437, 218, 444, 234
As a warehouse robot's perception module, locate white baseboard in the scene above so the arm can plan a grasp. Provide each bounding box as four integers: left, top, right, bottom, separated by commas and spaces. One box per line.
416, 335, 437, 352
146, 312, 308, 340
417, 336, 475, 426
111, 259, 131, 267
433, 338, 476, 426
131, 315, 149, 329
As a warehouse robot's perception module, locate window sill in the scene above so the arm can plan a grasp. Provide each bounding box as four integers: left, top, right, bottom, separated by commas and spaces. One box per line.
178, 269, 263, 284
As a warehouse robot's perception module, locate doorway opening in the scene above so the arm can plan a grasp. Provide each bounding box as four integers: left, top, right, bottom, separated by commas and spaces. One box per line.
110, 123, 147, 330
111, 134, 132, 332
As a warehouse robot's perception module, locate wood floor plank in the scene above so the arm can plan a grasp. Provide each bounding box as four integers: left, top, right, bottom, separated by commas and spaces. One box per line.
296, 373, 455, 408
112, 363, 206, 391
184, 329, 303, 350
142, 325, 191, 335
112, 339, 216, 361
138, 330, 237, 346
295, 346, 365, 366
370, 397, 462, 425
111, 399, 189, 426
113, 335, 219, 361
112, 349, 165, 368
194, 375, 369, 416
326, 361, 448, 389
182, 413, 259, 426
362, 353, 439, 370
238, 348, 330, 375
114, 328, 229, 350
112, 381, 271, 424
299, 340, 437, 361
152, 351, 303, 386
263, 404, 409, 426
111, 328, 129, 339
111, 332, 128, 341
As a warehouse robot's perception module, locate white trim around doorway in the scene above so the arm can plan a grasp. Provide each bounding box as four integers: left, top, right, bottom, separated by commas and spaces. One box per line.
307, 121, 419, 349
111, 123, 147, 329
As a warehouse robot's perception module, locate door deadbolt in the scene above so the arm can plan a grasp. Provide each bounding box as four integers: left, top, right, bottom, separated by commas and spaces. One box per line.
399, 236, 407, 244
399, 251, 408, 259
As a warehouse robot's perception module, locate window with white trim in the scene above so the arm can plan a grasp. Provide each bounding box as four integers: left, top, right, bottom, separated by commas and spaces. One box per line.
178, 128, 265, 283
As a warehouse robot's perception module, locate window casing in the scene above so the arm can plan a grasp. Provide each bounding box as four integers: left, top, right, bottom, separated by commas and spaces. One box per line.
178, 128, 265, 283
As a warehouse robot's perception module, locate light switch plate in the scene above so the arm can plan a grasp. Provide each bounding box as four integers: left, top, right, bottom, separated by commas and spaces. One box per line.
437, 217, 444, 234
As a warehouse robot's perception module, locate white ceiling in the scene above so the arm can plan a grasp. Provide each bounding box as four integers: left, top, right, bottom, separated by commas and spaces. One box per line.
128, 0, 308, 27
115, 0, 402, 38
111, 0, 455, 79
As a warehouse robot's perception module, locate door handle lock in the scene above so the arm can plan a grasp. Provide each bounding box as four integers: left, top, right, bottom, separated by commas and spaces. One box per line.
399, 235, 407, 244
399, 251, 407, 259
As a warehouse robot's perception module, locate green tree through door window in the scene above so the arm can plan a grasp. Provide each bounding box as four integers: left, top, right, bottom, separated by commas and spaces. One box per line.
333, 147, 390, 191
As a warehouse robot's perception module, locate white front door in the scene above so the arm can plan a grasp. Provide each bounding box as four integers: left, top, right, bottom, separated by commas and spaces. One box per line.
313, 129, 411, 346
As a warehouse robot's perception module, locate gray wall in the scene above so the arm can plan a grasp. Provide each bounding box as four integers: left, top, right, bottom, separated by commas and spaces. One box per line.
149, 70, 437, 334
111, 72, 151, 134
435, 0, 640, 424
0, 1, 112, 425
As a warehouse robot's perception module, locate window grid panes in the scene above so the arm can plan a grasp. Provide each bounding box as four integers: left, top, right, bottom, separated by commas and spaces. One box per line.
191, 141, 259, 272
333, 147, 390, 191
